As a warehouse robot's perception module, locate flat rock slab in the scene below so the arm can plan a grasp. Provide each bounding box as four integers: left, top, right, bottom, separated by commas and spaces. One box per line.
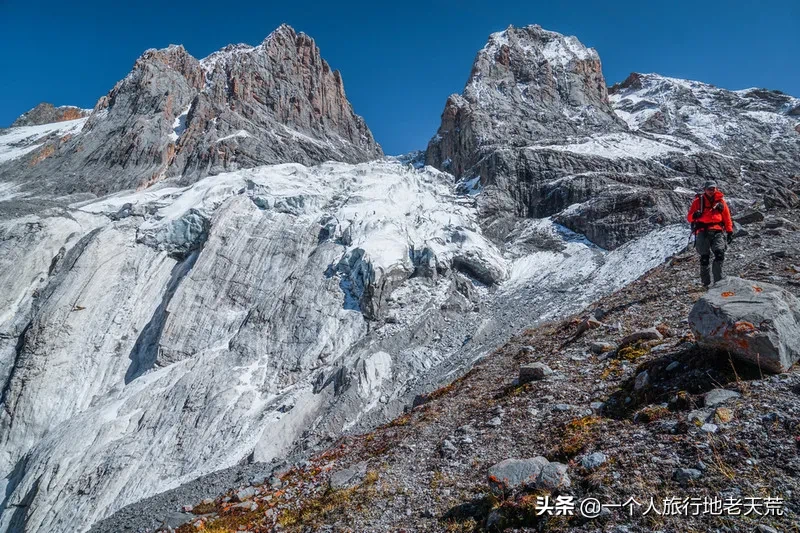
329, 461, 368, 490
689, 277, 800, 373
704, 388, 740, 407
619, 327, 662, 348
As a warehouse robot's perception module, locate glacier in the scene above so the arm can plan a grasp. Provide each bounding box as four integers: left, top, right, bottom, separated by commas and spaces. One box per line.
0, 157, 686, 533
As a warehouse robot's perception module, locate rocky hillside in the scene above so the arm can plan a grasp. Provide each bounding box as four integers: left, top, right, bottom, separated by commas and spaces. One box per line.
0, 24, 381, 196
136, 205, 800, 533
425, 25, 800, 249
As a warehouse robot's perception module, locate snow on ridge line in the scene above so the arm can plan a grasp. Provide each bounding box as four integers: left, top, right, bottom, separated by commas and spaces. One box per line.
0, 117, 89, 164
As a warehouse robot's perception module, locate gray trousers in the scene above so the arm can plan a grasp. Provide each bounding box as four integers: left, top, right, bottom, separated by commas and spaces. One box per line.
695, 230, 727, 285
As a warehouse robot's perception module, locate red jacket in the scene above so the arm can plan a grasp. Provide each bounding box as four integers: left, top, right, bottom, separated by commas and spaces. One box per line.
687, 190, 733, 234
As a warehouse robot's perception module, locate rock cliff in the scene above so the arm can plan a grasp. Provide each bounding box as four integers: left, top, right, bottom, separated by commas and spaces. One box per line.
0, 24, 382, 196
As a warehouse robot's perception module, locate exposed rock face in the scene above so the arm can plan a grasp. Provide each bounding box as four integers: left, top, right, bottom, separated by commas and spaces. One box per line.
0, 24, 381, 196
425, 26, 800, 249
689, 277, 800, 372
10, 103, 91, 127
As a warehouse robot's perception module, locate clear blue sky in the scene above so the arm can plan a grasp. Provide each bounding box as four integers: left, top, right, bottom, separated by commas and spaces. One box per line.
1, 0, 798, 154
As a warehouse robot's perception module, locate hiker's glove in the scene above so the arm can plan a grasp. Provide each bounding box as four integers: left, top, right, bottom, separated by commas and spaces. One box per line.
692, 210, 702, 220
727, 233, 734, 244
714, 203, 724, 212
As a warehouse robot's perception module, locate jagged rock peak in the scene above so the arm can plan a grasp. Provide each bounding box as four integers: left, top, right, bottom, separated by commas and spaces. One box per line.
425, 24, 623, 179
476, 24, 600, 69
10, 103, 91, 127
2, 24, 382, 196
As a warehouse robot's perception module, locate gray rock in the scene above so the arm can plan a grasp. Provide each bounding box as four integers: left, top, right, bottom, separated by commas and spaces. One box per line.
590, 342, 614, 354
756, 525, 779, 533
688, 409, 713, 424
689, 277, 800, 372
665, 361, 681, 372
733, 210, 764, 225
487, 457, 549, 495
700, 423, 719, 433
704, 389, 741, 407
519, 362, 553, 383
329, 461, 368, 490
672, 468, 702, 482
580, 452, 607, 470
619, 328, 663, 348
234, 486, 256, 502
537, 461, 571, 490
634, 370, 650, 391
487, 416, 503, 427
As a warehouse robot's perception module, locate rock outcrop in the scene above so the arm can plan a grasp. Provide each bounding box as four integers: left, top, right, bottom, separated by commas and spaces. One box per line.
10, 103, 91, 127
425, 26, 800, 249
0, 24, 381, 196
689, 277, 800, 372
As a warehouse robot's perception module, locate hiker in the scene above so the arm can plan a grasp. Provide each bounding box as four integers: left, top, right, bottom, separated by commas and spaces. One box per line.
687, 180, 734, 287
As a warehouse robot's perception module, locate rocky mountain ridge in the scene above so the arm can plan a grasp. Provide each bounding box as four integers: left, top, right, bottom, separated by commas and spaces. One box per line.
9, 103, 91, 127
426, 25, 800, 249
0, 24, 381, 196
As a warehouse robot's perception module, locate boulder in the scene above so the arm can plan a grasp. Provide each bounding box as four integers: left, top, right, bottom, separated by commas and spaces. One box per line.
619, 328, 663, 348
733, 210, 764, 225
329, 461, 368, 490
487, 457, 570, 495
689, 277, 800, 373
487, 457, 548, 495
519, 362, 553, 383
763, 186, 800, 210
580, 452, 607, 470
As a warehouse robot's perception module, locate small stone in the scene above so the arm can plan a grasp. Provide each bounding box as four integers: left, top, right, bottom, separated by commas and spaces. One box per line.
440, 439, 458, 457
634, 371, 650, 391
580, 452, 607, 470
590, 401, 604, 410
519, 362, 553, 383
665, 360, 681, 372
202, 498, 214, 505
619, 328, 663, 348
756, 525, 779, 533
576, 317, 603, 335
715, 407, 734, 423
704, 389, 740, 407
673, 468, 702, 482
234, 486, 256, 502
688, 409, 713, 424
590, 342, 614, 354
182, 505, 193, 513
553, 403, 572, 411
700, 423, 718, 433
487, 416, 502, 427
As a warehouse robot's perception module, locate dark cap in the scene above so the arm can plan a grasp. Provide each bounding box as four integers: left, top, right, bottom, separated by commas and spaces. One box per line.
703, 180, 718, 190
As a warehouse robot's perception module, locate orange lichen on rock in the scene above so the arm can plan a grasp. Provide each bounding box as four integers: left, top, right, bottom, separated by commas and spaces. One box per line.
721, 292, 735, 298
752, 286, 763, 293
733, 321, 756, 334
